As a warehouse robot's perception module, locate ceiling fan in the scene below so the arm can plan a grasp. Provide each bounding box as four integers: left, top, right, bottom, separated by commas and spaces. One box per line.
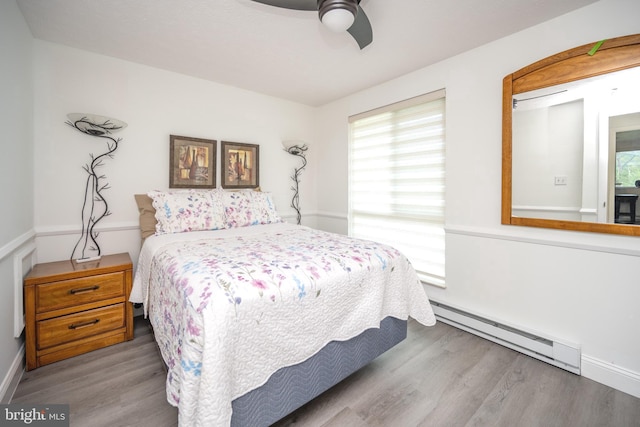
251, 0, 373, 49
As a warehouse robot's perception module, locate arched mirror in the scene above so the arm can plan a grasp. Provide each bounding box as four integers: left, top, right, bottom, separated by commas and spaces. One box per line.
502, 33, 640, 236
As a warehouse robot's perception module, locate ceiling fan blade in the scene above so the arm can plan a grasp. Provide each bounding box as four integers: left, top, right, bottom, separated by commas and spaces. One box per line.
347, 5, 373, 49
250, 0, 317, 11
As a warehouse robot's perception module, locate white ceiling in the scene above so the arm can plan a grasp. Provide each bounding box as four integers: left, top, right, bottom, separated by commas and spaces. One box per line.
17, 0, 597, 106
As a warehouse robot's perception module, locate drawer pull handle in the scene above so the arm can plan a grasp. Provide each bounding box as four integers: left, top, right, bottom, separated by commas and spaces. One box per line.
69, 285, 100, 295
68, 319, 100, 330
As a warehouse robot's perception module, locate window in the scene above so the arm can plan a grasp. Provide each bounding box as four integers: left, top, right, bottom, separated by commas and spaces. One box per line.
616, 150, 640, 187
348, 90, 446, 287
615, 129, 640, 187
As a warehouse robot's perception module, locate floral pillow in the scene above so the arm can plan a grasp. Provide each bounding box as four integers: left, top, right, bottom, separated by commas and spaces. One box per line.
222, 191, 255, 228
148, 189, 226, 235
250, 191, 282, 225
223, 191, 282, 228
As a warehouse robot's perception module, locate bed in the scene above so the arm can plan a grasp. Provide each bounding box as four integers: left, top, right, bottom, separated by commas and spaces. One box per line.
130, 189, 436, 426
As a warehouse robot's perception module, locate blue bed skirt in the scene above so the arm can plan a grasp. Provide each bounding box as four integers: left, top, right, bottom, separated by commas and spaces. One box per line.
231, 316, 408, 427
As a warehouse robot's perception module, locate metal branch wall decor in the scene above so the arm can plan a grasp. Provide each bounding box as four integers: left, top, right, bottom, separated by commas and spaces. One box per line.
283, 142, 308, 225
66, 113, 127, 262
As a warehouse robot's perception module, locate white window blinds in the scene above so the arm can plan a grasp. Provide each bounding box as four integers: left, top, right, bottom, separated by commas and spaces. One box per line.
348, 90, 446, 287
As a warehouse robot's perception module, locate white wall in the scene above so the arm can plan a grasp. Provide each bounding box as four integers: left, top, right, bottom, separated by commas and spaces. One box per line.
314, 0, 640, 397
32, 42, 318, 265
0, 0, 34, 401
512, 100, 585, 220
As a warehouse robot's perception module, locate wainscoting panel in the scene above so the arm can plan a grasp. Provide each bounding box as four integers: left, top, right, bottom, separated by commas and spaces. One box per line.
13, 242, 35, 338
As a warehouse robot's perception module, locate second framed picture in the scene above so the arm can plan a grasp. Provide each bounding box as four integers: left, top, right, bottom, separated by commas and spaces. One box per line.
221, 141, 259, 189
169, 135, 217, 188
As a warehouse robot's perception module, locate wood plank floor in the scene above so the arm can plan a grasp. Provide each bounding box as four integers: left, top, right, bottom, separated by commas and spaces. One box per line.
11, 317, 640, 427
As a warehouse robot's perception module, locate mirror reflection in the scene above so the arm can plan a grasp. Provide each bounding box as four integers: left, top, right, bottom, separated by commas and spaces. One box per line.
511, 67, 640, 225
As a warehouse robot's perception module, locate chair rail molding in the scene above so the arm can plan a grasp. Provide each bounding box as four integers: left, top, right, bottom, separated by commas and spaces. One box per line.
445, 224, 640, 257
0, 230, 35, 262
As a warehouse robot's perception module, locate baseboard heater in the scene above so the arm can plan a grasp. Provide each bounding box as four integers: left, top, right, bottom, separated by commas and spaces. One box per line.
431, 300, 581, 375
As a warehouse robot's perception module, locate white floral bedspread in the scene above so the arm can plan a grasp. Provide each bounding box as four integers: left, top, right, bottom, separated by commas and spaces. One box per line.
131, 223, 435, 427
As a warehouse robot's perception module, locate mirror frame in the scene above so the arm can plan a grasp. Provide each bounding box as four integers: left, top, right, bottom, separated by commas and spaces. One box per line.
502, 33, 640, 236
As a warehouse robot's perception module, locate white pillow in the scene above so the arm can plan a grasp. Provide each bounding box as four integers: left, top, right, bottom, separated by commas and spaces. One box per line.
148, 189, 226, 234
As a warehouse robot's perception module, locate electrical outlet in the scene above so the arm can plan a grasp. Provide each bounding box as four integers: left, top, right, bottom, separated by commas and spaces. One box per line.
554, 176, 567, 185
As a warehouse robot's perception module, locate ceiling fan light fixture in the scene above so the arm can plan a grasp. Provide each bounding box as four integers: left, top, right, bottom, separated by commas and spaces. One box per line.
318, 0, 357, 32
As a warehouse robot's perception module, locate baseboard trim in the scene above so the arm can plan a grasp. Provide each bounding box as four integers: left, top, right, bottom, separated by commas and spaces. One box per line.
581, 355, 640, 398
0, 344, 25, 403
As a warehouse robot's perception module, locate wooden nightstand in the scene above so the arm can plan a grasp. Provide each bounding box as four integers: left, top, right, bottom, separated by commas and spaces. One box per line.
24, 253, 134, 371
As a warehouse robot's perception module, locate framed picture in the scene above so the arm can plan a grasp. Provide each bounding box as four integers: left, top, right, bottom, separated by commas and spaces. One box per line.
169, 135, 216, 188
221, 141, 259, 189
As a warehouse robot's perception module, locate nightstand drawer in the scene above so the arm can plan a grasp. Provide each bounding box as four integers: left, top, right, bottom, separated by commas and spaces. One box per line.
37, 303, 125, 350
36, 272, 125, 313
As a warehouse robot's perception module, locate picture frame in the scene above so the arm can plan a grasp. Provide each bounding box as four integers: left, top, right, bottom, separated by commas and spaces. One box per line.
221, 141, 260, 189
169, 135, 217, 188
